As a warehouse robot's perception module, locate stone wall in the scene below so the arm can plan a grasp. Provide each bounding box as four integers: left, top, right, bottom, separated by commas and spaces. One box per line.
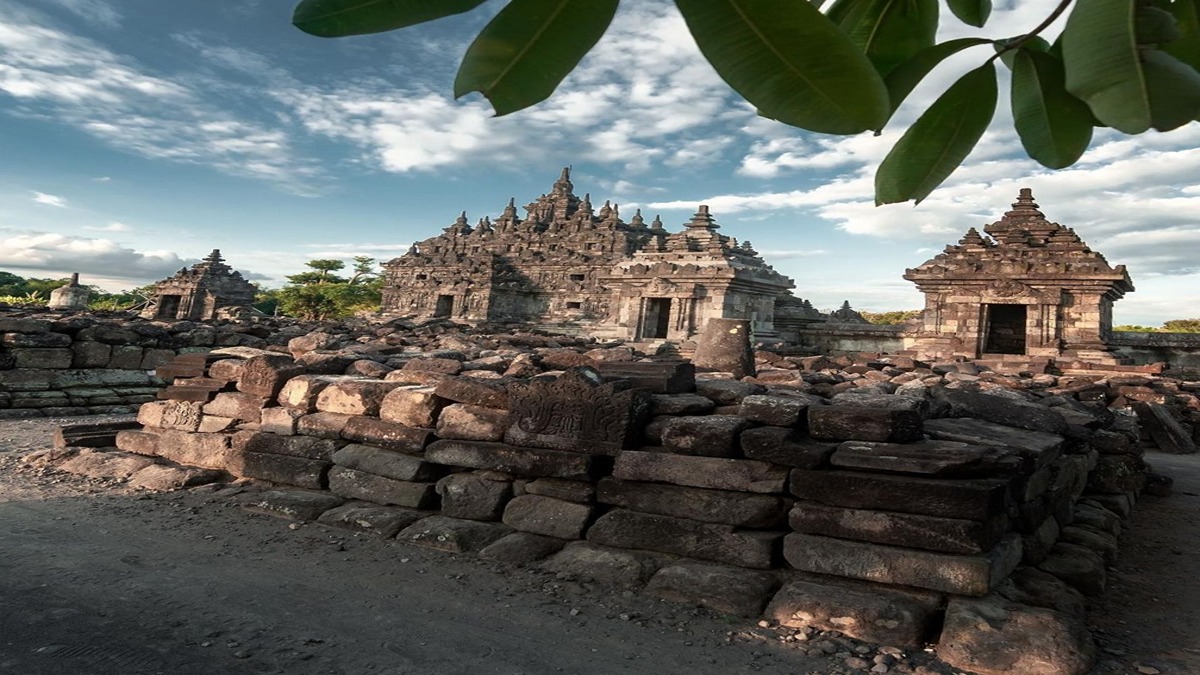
99, 330, 1190, 674
1109, 331, 1200, 370
788, 323, 908, 355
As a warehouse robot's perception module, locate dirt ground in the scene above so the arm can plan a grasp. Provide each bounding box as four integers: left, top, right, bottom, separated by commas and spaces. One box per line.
1, 416, 1197, 675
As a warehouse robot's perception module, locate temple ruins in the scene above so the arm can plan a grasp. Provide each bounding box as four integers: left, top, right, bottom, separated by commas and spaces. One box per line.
140, 249, 257, 321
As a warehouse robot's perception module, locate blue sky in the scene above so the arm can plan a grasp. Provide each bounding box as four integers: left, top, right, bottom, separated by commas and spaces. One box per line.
1, 0, 1197, 326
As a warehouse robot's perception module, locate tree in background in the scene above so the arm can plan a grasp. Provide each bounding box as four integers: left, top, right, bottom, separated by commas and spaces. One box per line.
861, 309, 923, 325
276, 257, 383, 320
1114, 318, 1200, 332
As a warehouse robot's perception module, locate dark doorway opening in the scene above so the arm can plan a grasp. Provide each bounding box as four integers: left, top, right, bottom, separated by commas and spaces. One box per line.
434, 294, 454, 318
985, 304, 1027, 354
642, 298, 672, 339
156, 295, 182, 319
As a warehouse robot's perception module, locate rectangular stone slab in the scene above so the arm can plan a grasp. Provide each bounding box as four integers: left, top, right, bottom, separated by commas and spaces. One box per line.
783, 532, 1023, 596
239, 451, 330, 490
789, 469, 1012, 521
327, 466, 437, 509
923, 418, 1064, 469
788, 501, 1009, 554
764, 575, 942, 647
613, 450, 788, 494
829, 439, 1022, 477
588, 509, 782, 569
597, 478, 788, 528
424, 439, 599, 480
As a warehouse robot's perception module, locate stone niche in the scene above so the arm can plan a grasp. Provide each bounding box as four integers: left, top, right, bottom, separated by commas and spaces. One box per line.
140, 250, 257, 321
904, 189, 1134, 364
378, 169, 796, 342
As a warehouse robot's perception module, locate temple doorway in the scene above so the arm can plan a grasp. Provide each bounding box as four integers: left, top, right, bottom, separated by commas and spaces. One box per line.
156, 295, 182, 319
984, 304, 1027, 354
434, 294, 454, 318
642, 298, 672, 339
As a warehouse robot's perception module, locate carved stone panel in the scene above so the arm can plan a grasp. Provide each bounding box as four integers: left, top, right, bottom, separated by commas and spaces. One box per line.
504, 366, 652, 455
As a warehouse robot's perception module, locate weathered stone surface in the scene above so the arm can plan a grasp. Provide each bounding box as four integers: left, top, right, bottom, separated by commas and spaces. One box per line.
10, 348, 73, 369
297, 411, 353, 439
1060, 525, 1119, 566
808, 406, 923, 443
542, 541, 673, 586
197, 416, 238, 433
396, 515, 511, 553
237, 354, 304, 399
239, 451, 330, 489
764, 576, 941, 647
278, 375, 344, 412
312, 379, 399, 416
206, 358, 245, 382
478, 532, 568, 563
936, 389, 1069, 435
70, 341, 112, 368
436, 472, 512, 521
260, 406, 303, 435
327, 466, 437, 508
139, 400, 204, 432
317, 502, 428, 538
155, 429, 238, 472
790, 469, 1012, 520
789, 501, 1007, 554
829, 439, 1020, 477
504, 367, 651, 454
295, 353, 360, 375
739, 427, 835, 468
242, 489, 344, 521
996, 566, 1087, 618
924, 417, 1064, 470
693, 318, 755, 378
58, 450, 156, 479
597, 361, 696, 394
115, 429, 161, 456
502, 495, 593, 540
128, 464, 223, 491
694, 379, 766, 405
651, 393, 715, 416
426, 439, 598, 480
1086, 454, 1147, 494
614, 451, 787, 494
402, 357, 464, 375
108, 345, 144, 369
659, 415, 748, 458
598, 478, 786, 528
341, 416, 434, 453
588, 509, 781, 569
432, 376, 509, 409
1134, 401, 1197, 454
243, 432, 343, 460
737, 394, 810, 427
1038, 542, 1107, 596
938, 594, 1095, 675
202, 392, 269, 423
331, 443, 444, 482
438, 403, 509, 442
782, 533, 1022, 596
646, 563, 780, 618
524, 477, 594, 503
379, 385, 448, 428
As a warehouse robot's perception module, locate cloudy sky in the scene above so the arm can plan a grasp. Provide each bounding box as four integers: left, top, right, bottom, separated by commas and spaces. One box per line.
1, 0, 1197, 325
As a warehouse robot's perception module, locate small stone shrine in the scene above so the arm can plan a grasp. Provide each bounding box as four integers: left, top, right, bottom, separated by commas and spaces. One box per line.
380, 169, 796, 341
140, 249, 257, 321
47, 272, 90, 310
904, 189, 1134, 363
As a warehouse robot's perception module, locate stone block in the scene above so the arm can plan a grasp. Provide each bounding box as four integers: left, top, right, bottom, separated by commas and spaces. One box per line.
502, 494, 593, 539
202, 392, 270, 423
936, 389, 1069, 435
243, 432, 343, 460
694, 379, 765, 405
659, 415, 748, 458
504, 367, 651, 454
396, 515, 511, 553
296, 353, 360, 375
646, 563, 780, 618
788, 501, 1008, 554
1086, 454, 1147, 493
315, 378, 403, 416
379, 385, 448, 428
433, 376, 509, 409
739, 395, 810, 427
332, 443, 444, 482
297, 411, 353, 439
107, 345, 144, 369
588, 509, 782, 569
1037, 542, 1107, 596
0, 318, 50, 333
1, 331, 70, 348
57, 450, 156, 480
128, 464, 223, 491
241, 489, 344, 521
739, 427, 835, 468
260, 406, 303, 435
436, 471, 513, 521
478, 532, 567, 564
426, 439, 599, 480
693, 318, 754, 378
782, 532, 1022, 596
155, 429, 238, 472
337, 416, 433, 453
996, 566, 1086, 618
1134, 401, 1197, 454
438, 403, 509, 442
764, 575, 941, 647
829, 439, 1022, 477
541, 541, 672, 586
197, 415, 238, 433
327, 466, 436, 508
598, 477, 787, 527
12, 348, 73, 369
278, 374, 344, 412
237, 354, 305, 399
71, 341, 112, 368
613, 451, 787, 494
938, 594, 1095, 675
140, 348, 178, 371
524, 477, 594, 503
239, 451, 330, 489
316, 503, 428, 538
115, 429, 160, 456
808, 406, 923, 443
789, 469, 1012, 521
596, 361, 696, 394
924, 417, 1064, 470
650, 393, 715, 415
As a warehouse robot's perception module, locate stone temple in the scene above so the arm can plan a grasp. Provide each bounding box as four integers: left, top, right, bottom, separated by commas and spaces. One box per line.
140, 250, 257, 321
904, 189, 1134, 364
380, 169, 796, 341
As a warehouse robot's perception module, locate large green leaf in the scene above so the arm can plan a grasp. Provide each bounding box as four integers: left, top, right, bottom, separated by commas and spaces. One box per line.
293, 0, 487, 37
454, 0, 619, 116
1143, 48, 1200, 128
883, 37, 990, 120
827, 0, 940, 77
947, 0, 992, 27
1163, 0, 1200, 70
1062, 0, 1151, 133
875, 63, 997, 205
1011, 50, 1094, 168
675, 0, 889, 133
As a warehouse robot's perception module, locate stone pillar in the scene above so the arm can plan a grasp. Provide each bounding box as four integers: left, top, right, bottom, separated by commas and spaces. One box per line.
692, 318, 755, 378
48, 273, 90, 310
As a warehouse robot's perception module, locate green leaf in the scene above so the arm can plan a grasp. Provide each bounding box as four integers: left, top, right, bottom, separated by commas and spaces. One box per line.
947, 0, 992, 27
1011, 50, 1095, 168
1163, 0, 1200, 70
883, 37, 991, 119
1143, 48, 1200, 128
827, 0, 940, 77
675, 0, 889, 133
994, 35, 1049, 69
293, 0, 487, 37
1136, 5, 1181, 43
454, 0, 619, 116
1062, 0, 1151, 133
875, 63, 997, 205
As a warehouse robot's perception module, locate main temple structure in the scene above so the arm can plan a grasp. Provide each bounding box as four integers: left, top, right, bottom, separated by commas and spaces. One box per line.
140, 250, 257, 321
380, 169, 796, 341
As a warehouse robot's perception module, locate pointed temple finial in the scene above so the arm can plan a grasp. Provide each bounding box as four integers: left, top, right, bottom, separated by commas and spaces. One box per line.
651, 214, 664, 230
630, 208, 645, 227
457, 211, 468, 224
686, 204, 720, 230
204, 249, 223, 264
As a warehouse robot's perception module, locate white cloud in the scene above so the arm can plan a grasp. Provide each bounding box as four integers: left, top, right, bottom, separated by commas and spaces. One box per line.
84, 221, 130, 232
44, 0, 121, 29
0, 229, 193, 281
31, 191, 67, 207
